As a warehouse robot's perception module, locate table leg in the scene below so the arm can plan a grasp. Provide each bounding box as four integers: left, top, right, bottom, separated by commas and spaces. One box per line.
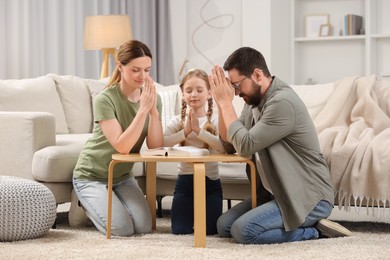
247, 160, 257, 208
146, 162, 157, 230
106, 160, 116, 239
193, 162, 206, 248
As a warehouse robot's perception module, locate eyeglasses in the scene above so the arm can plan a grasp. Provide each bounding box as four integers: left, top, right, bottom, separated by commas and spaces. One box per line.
231, 77, 247, 91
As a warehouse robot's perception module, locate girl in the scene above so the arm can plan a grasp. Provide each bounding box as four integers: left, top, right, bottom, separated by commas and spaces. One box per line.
164, 69, 225, 235
72, 40, 163, 236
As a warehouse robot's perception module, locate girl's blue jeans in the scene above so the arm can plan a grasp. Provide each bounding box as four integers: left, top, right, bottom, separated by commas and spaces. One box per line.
217, 199, 333, 244
171, 174, 223, 235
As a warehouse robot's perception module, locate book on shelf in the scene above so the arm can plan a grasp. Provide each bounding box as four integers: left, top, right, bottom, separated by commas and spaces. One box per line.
344, 14, 363, 36
140, 146, 210, 157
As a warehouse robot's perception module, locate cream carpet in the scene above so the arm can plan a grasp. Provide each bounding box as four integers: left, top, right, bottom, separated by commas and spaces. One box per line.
1, 206, 390, 260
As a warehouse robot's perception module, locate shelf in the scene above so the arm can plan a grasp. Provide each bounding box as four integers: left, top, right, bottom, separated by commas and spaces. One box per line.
295, 34, 390, 42
290, 0, 390, 84
295, 35, 365, 42
371, 34, 390, 39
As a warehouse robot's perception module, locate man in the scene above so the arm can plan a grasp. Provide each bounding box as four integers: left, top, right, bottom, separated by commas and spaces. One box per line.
208, 47, 352, 244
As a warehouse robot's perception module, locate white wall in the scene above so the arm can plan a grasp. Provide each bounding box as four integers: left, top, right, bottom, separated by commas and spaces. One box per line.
169, 0, 188, 83
169, 0, 290, 84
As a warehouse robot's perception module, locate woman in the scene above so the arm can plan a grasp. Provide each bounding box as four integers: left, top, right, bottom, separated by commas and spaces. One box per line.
72, 40, 163, 236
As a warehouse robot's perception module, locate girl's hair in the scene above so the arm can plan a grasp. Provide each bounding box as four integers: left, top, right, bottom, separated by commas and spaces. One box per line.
106, 40, 152, 88
178, 69, 216, 148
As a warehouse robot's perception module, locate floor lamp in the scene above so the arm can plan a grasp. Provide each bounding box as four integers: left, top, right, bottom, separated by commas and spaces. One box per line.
84, 15, 132, 79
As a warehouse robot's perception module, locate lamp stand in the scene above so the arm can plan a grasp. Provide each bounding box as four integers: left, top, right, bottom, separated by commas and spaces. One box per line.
100, 48, 118, 79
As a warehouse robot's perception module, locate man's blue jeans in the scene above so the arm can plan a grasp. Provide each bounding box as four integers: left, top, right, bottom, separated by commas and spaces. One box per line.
217, 199, 333, 244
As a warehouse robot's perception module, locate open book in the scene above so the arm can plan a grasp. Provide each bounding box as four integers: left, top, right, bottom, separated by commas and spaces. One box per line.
140, 146, 210, 156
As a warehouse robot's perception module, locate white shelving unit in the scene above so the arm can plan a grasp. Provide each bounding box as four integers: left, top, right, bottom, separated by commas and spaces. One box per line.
290, 0, 390, 84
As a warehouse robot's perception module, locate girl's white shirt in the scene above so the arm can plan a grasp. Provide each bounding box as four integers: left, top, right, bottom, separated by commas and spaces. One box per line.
163, 114, 225, 180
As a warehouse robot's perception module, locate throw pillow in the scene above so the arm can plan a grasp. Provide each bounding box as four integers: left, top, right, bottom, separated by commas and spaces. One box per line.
0, 76, 69, 134
156, 84, 181, 130
291, 82, 336, 119
48, 74, 107, 133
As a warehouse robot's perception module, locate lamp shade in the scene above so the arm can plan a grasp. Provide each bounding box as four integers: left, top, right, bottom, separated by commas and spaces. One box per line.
84, 15, 132, 50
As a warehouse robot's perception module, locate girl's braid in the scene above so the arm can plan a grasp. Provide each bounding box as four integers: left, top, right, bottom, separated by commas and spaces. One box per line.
178, 98, 187, 146
202, 98, 217, 149
204, 98, 216, 135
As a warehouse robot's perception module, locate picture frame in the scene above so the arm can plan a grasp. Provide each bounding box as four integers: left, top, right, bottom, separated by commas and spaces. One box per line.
305, 14, 329, 37
319, 24, 331, 37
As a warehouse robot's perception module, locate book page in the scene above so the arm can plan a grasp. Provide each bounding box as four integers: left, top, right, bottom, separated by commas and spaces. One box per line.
140, 147, 169, 156
168, 146, 209, 156
140, 146, 209, 156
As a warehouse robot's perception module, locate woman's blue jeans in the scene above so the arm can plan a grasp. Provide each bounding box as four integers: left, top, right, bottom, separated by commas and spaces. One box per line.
73, 176, 152, 236
171, 174, 223, 235
217, 199, 333, 244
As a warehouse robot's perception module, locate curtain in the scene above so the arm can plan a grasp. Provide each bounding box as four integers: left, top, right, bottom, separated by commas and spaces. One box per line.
0, 0, 174, 85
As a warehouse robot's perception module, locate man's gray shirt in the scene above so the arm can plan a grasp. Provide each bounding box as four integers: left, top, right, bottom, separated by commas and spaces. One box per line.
224, 77, 334, 231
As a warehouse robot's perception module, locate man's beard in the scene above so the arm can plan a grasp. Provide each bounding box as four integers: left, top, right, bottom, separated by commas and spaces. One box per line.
240, 80, 262, 107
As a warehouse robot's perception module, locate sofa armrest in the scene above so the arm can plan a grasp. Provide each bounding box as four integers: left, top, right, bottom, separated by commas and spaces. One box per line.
0, 112, 55, 180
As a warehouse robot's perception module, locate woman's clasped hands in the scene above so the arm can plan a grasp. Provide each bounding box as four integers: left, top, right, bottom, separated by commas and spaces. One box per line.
139, 76, 158, 116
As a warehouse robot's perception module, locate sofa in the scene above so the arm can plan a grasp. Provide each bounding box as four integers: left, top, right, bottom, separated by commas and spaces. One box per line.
0, 74, 108, 204
0, 74, 249, 209
1, 74, 389, 216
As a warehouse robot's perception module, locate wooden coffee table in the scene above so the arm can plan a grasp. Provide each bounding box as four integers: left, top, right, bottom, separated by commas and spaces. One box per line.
106, 153, 257, 248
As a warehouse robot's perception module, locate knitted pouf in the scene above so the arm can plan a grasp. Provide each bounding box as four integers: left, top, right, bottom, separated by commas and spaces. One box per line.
0, 176, 57, 242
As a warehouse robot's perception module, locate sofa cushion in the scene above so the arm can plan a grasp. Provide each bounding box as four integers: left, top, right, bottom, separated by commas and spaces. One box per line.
154, 161, 250, 200
33, 133, 145, 183
0, 76, 69, 134
156, 163, 248, 181
218, 163, 248, 184
290, 82, 336, 120
48, 74, 107, 134
32, 134, 91, 182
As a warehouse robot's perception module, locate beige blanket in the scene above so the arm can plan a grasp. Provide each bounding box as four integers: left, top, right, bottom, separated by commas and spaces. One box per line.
313, 75, 390, 214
